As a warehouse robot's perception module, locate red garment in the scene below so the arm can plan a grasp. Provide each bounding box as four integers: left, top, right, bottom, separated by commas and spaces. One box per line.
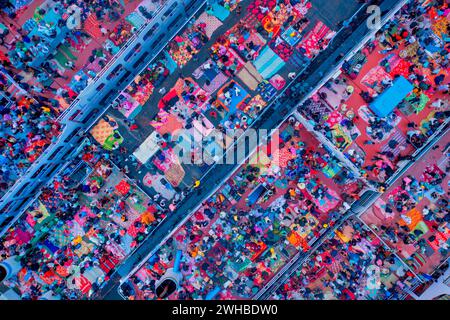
53, 180, 61, 190
82, 153, 94, 161
0, 51, 9, 62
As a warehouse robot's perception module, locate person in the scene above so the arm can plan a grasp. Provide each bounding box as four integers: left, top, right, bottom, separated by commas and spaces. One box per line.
381, 77, 393, 87
64, 60, 75, 70
31, 84, 44, 93
203, 62, 212, 70
100, 26, 108, 36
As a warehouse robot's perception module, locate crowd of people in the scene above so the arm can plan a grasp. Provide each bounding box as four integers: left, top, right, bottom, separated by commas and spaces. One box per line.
1, 0, 448, 301
117, 0, 448, 301
0, 140, 166, 299
1, 0, 339, 200
119, 120, 365, 300
1, 0, 163, 101
104, 0, 340, 205
0, 71, 61, 196
0, 0, 167, 194
299, 0, 449, 186
272, 219, 419, 300
363, 139, 449, 277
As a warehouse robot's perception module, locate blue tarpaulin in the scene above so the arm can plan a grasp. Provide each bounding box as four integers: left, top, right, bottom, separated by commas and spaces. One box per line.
369, 76, 414, 118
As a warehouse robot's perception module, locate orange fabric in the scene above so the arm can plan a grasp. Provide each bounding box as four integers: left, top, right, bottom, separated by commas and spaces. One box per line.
141, 211, 156, 225
399, 208, 422, 231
